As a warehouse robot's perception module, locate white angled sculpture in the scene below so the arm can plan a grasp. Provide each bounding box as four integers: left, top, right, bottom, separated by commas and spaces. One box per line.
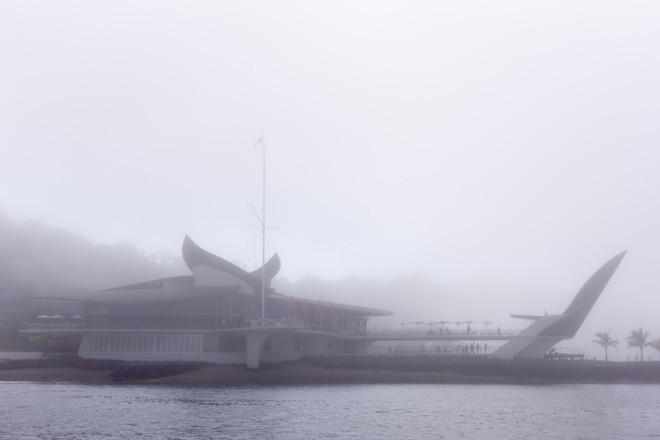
493, 252, 626, 359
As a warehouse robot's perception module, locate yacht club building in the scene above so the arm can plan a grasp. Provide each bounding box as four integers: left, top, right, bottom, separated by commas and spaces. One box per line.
23, 236, 391, 368
22, 235, 626, 366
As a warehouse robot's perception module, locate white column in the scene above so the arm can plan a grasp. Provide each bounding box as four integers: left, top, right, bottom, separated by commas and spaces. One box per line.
246, 333, 269, 369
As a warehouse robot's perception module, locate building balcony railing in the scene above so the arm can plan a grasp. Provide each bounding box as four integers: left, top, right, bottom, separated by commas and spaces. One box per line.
24, 317, 366, 334
248, 318, 305, 328
25, 323, 86, 330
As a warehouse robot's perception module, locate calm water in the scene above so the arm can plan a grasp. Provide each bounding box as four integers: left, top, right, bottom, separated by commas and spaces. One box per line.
1, 382, 659, 440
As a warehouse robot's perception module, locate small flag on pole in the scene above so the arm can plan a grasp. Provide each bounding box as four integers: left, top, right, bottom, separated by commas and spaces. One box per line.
254, 135, 264, 148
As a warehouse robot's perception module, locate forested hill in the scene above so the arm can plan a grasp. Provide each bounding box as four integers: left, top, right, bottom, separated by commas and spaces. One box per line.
0, 208, 187, 296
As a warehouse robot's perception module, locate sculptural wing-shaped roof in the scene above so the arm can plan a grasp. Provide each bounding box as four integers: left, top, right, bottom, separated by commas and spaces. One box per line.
182, 234, 280, 294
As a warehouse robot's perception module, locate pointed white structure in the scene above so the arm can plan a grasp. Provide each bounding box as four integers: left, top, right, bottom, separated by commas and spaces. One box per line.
493, 252, 626, 359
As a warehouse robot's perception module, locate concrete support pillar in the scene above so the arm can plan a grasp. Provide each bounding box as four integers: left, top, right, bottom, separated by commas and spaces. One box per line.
246, 333, 269, 369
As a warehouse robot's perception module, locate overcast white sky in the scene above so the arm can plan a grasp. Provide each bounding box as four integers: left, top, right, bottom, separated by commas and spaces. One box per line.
1, 1, 659, 359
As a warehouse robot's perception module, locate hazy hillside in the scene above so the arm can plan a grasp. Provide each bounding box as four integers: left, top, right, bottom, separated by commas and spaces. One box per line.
0, 208, 188, 295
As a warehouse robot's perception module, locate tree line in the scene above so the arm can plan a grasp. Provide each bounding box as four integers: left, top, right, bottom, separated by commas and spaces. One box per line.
594, 329, 660, 361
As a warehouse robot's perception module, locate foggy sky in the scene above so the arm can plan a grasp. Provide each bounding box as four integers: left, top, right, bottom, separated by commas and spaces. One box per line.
2, 2, 660, 360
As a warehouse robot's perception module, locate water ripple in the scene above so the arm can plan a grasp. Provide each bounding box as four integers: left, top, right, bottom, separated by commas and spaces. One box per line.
0, 383, 659, 439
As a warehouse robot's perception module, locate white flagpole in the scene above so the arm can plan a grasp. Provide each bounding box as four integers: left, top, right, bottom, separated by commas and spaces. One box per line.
253, 135, 266, 326
261, 138, 266, 326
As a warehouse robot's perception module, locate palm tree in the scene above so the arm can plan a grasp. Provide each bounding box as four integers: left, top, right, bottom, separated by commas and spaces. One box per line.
627, 328, 651, 361
593, 331, 618, 361
648, 338, 660, 360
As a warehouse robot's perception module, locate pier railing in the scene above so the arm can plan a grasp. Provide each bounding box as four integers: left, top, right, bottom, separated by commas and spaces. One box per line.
365, 327, 520, 338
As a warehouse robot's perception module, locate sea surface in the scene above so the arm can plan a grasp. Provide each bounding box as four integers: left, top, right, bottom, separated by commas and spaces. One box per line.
1, 382, 659, 440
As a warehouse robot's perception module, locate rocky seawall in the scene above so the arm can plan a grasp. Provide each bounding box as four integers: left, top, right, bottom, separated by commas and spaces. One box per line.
2, 354, 660, 385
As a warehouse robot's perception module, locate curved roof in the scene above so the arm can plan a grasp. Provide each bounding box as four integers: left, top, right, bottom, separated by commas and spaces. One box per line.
182, 234, 281, 294
35, 282, 245, 305
102, 276, 193, 292
26, 235, 391, 316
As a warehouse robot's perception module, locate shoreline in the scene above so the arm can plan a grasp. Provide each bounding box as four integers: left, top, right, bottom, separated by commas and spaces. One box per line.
2, 355, 660, 386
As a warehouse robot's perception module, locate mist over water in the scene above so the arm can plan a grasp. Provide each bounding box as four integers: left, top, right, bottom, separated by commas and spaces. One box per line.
1, 382, 658, 440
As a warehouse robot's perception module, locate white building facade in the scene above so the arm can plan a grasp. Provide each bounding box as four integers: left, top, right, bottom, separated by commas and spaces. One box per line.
23, 236, 391, 368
